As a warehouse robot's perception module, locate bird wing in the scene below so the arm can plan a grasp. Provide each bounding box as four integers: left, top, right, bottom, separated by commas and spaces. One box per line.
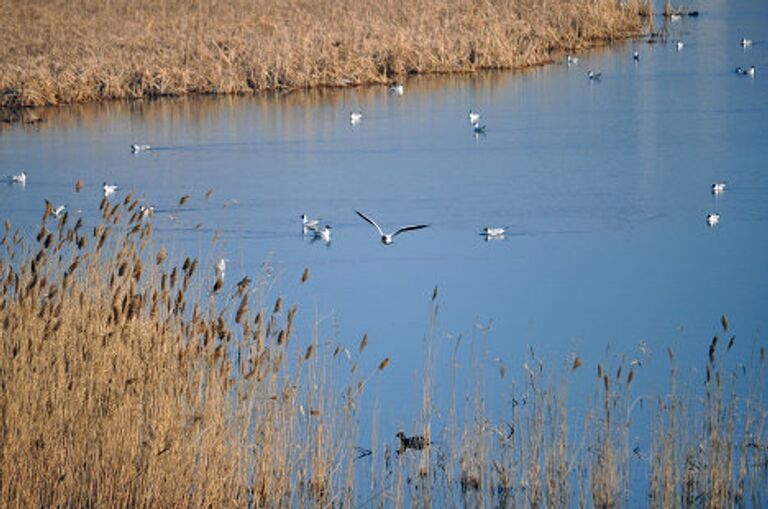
392, 224, 429, 238
355, 210, 384, 236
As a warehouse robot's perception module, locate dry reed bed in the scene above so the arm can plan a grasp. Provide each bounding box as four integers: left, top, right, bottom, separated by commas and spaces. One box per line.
0, 0, 652, 108
0, 194, 766, 507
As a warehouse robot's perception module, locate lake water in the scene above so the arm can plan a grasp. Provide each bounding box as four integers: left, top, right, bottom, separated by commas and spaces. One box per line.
1, 0, 767, 451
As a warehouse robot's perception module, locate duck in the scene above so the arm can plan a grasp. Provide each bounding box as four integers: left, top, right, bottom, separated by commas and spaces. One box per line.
396, 431, 429, 454
355, 210, 429, 245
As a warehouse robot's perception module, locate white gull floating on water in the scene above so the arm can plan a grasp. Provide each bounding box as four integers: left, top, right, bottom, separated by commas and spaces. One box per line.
103, 182, 118, 197
707, 213, 720, 227
6, 171, 26, 185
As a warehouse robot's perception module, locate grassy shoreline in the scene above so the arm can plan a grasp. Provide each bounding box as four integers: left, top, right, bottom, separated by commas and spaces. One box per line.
1, 0, 652, 109
1, 193, 766, 506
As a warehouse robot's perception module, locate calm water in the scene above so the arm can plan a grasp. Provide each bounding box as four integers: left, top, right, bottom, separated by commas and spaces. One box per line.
1, 0, 767, 440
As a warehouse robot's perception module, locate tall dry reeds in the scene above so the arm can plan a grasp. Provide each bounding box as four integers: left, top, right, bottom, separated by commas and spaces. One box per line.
1, 195, 766, 507
0, 0, 652, 109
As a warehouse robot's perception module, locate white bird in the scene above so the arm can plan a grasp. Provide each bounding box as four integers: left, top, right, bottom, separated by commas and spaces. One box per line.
131, 144, 151, 153
707, 213, 720, 227
103, 182, 118, 197
215, 257, 228, 279
675, 40, 684, 51
389, 84, 404, 96
587, 70, 602, 81
481, 227, 506, 237
633, 50, 640, 61
349, 111, 363, 124
355, 210, 429, 245
712, 182, 726, 196
740, 38, 752, 47
53, 204, 66, 218
313, 225, 332, 244
7, 171, 26, 185
746, 65, 756, 77
468, 110, 481, 124
670, 13, 682, 22
566, 55, 579, 66
301, 214, 320, 232
140, 204, 154, 220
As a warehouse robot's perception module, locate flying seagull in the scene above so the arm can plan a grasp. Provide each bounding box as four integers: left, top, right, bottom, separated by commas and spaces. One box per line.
103, 182, 118, 197
355, 210, 429, 245
707, 213, 720, 227
712, 182, 726, 196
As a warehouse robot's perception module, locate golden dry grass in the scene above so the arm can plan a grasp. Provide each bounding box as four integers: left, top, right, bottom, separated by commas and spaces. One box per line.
0, 0, 652, 108
1, 196, 766, 507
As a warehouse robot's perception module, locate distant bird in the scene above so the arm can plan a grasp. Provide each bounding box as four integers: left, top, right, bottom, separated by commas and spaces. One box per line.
633, 50, 640, 61
312, 225, 332, 244
131, 144, 151, 153
740, 38, 752, 47
389, 84, 404, 96
215, 257, 228, 279
349, 111, 362, 125
707, 213, 720, 227
396, 431, 429, 454
737, 66, 756, 77
669, 14, 682, 22
7, 171, 26, 185
468, 110, 481, 124
355, 210, 429, 245
675, 40, 684, 51
103, 182, 118, 197
139, 204, 154, 220
481, 227, 506, 237
587, 70, 602, 81
53, 204, 66, 218
712, 182, 726, 196
472, 122, 486, 135
566, 55, 579, 66
301, 214, 320, 232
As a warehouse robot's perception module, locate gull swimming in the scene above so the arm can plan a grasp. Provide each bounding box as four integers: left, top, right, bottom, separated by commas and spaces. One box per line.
389, 84, 404, 96
566, 55, 579, 66
355, 210, 429, 245
301, 214, 320, 232
53, 204, 66, 218
588, 70, 602, 81
707, 213, 720, 227
736, 66, 756, 77
349, 111, 363, 125
103, 182, 118, 197
7, 171, 26, 185
481, 227, 506, 237
140, 204, 154, 220
675, 40, 684, 51
633, 50, 640, 61
312, 225, 332, 244
712, 182, 726, 196
468, 110, 481, 124
740, 38, 752, 47
131, 144, 151, 153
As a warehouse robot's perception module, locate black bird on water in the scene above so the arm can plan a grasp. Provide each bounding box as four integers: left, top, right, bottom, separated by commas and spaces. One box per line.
396, 431, 429, 454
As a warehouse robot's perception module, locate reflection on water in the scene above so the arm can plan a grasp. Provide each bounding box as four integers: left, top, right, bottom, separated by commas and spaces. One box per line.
1, 0, 767, 465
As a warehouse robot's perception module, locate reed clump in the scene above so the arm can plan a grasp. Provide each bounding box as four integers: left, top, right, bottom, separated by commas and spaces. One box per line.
0, 0, 652, 109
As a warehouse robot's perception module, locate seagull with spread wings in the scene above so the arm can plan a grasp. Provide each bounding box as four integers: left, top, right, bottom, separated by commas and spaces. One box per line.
355, 210, 429, 245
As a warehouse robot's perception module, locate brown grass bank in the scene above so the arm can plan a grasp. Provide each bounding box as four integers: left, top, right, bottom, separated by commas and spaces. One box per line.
0, 0, 652, 109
